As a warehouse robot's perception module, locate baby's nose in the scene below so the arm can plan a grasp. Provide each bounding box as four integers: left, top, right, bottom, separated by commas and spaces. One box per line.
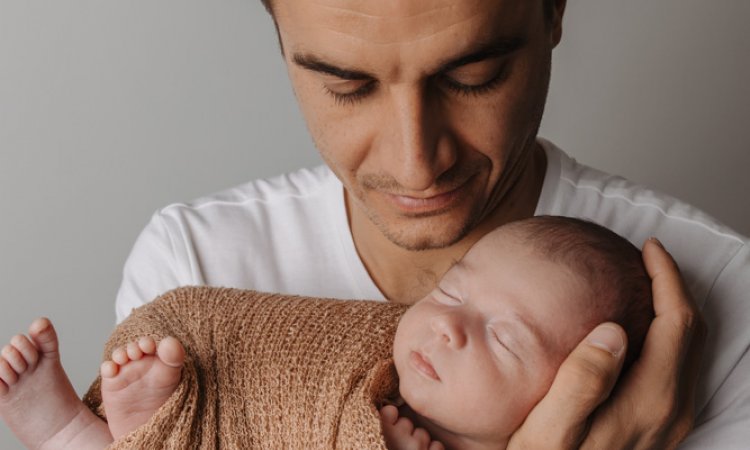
431, 313, 468, 349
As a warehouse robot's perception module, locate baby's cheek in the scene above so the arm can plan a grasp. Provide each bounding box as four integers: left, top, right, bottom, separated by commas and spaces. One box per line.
518, 361, 560, 413
397, 377, 433, 420
391, 347, 426, 413
489, 362, 555, 428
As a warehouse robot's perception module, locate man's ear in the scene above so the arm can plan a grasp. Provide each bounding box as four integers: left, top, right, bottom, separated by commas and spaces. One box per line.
550, 0, 567, 48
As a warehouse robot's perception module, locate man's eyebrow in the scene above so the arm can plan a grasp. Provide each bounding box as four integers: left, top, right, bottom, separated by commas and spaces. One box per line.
292, 53, 375, 81
437, 37, 526, 73
292, 37, 525, 82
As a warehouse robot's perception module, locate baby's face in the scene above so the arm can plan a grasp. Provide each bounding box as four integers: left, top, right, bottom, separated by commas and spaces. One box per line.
393, 229, 599, 444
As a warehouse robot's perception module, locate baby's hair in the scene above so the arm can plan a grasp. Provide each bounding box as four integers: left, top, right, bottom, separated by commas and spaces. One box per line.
506, 216, 654, 371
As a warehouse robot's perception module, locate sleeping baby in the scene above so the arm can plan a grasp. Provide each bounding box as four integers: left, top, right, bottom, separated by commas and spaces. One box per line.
0, 216, 653, 449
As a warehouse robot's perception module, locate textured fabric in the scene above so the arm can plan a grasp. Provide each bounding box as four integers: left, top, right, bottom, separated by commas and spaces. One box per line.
113, 139, 750, 448
85, 286, 407, 449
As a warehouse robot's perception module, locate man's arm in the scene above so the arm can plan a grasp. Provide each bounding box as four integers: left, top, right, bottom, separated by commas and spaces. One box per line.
507, 238, 707, 449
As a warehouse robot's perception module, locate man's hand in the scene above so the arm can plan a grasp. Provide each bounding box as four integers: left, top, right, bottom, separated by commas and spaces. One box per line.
507, 238, 707, 449
380, 405, 445, 450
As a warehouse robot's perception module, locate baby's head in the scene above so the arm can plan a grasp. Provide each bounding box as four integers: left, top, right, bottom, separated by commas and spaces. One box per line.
392, 216, 653, 449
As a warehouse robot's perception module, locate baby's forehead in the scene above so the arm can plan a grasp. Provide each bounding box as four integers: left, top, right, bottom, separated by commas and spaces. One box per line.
458, 228, 530, 266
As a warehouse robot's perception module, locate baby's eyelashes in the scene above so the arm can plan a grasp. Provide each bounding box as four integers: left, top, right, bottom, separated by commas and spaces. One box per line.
433, 287, 462, 305
488, 326, 522, 362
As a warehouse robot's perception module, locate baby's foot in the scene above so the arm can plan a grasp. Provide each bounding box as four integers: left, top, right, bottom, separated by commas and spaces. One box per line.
0, 318, 112, 449
100, 335, 185, 440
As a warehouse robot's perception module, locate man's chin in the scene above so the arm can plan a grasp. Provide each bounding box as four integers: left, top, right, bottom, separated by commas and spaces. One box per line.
375, 217, 474, 252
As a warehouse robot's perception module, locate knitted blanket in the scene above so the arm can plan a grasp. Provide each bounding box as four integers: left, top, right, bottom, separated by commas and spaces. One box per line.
82, 286, 409, 449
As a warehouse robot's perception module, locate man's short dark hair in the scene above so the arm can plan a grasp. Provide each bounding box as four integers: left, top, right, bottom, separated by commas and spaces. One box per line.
542, 0, 556, 25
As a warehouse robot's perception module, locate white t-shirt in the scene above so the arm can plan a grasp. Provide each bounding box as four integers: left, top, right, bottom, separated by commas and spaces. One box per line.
116, 139, 749, 448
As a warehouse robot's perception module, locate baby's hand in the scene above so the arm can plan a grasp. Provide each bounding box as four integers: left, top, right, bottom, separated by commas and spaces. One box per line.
379, 405, 445, 450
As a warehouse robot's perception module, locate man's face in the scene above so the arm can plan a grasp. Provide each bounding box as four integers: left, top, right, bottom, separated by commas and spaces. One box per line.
274, 0, 561, 250
393, 229, 596, 442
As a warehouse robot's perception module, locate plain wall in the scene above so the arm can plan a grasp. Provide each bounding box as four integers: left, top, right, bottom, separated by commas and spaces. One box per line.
1, 1, 748, 447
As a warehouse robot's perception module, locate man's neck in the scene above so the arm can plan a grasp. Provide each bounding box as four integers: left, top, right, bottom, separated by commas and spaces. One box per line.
348, 143, 547, 304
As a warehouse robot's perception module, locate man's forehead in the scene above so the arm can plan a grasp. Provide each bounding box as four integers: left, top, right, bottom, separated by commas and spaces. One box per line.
276, 0, 532, 46
310, 0, 458, 19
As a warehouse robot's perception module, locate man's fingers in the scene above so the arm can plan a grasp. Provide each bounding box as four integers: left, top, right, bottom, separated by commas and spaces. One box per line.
510, 241, 705, 450
582, 239, 706, 449
509, 323, 627, 449
642, 239, 704, 343
636, 239, 706, 391
642, 239, 695, 315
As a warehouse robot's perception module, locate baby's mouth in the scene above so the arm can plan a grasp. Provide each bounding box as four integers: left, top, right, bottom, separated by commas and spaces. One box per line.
409, 351, 441, 381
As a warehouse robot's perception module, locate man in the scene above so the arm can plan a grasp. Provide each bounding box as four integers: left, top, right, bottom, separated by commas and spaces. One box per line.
116, 0, 748, 448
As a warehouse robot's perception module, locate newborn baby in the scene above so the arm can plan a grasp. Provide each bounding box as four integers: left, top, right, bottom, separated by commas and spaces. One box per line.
389, 216, 652, 449
0, 216, 653, 449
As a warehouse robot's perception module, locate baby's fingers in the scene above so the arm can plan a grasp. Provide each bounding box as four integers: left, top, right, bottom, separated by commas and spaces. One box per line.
379, 405, 400, 426
428, 441, 445, 450
411, 427, 430, 445
393, 416, 415, 435
379, 406, 441, 450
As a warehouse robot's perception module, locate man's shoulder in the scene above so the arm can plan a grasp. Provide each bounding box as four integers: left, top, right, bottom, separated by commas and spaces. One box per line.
158, 164, 337, 217
539, 139, 745, 244
539, 139, 748, 306
167, 165, 337, 213
139, 163, 346, 257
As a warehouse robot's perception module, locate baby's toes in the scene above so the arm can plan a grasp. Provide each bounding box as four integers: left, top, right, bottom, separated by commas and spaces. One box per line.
111, 346, 129, 366
1, 344, 27, 375
156, 337, 185, 368
10, 334, 39, 369
126, 341, 144, 361
137, 336, 157, 356
100, 360, 120, 379
0, 357, 19, 386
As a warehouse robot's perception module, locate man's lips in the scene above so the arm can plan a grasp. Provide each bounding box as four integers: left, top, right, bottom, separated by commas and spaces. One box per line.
409, 351, 441, 381
384, 179, 471, 215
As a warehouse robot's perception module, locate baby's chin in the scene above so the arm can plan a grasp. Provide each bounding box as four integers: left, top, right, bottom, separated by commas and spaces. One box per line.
397, 388, 513, 450
408, 410, 511, 450
395, 392, 462, 446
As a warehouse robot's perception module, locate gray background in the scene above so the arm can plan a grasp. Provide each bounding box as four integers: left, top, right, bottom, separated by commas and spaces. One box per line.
1, 1, 748, 447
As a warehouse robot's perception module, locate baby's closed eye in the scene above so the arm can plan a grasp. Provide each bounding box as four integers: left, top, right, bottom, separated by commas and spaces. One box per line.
433, 287, 462, 305
488, 326, 521, 361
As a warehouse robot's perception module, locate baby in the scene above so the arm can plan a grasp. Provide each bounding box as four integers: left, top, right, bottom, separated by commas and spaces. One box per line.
388, 216, 652, 449
0, 216, 652, 449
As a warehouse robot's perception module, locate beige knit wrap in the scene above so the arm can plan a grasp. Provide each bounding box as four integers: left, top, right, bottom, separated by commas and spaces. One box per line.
82, 286, 409, 449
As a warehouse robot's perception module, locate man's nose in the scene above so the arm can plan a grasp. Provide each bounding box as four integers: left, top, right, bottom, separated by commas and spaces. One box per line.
379, 85, 457, 191
430, 312, 468, 349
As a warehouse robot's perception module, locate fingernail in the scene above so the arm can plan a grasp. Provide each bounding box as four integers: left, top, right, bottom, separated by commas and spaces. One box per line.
649, 236, 664, 249
587, 325, 624, 357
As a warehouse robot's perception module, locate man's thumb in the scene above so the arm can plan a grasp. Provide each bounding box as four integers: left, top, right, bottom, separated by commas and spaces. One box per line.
510, 323, 627, 449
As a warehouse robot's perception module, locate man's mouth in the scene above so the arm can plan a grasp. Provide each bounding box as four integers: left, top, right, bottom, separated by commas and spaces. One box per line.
409, 351, 441, 381
384, 178, 472, 216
